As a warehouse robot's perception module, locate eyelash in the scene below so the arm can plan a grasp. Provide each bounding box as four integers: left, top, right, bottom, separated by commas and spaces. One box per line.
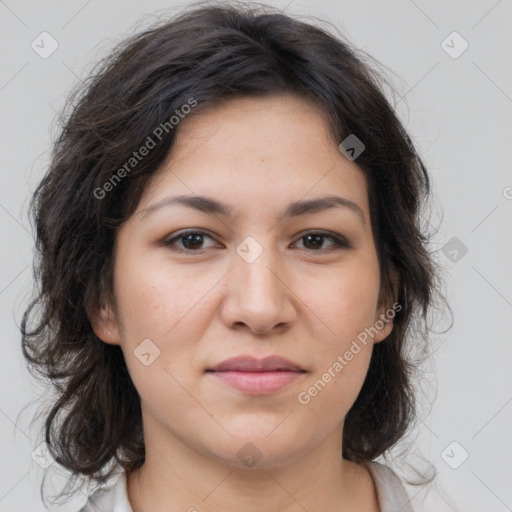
162, 230, 351, 254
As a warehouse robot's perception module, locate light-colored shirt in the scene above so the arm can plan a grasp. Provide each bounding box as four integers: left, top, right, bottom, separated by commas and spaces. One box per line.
78, 460, 415, 512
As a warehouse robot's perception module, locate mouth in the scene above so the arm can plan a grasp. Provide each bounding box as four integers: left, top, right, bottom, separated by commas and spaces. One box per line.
206, 355, 306, 395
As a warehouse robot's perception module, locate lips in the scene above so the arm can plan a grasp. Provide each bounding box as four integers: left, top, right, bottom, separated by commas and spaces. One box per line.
206, 355, 306, 395
208, 355, 305, 373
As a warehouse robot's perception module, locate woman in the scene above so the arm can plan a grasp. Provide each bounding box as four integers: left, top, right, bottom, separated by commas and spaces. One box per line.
21, 2, 443, 511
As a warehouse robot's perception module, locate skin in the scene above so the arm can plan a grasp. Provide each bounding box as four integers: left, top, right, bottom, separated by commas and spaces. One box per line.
92, 94, 398, 512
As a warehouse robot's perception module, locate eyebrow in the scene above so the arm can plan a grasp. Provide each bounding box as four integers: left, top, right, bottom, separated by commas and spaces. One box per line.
138, 194, 365, 225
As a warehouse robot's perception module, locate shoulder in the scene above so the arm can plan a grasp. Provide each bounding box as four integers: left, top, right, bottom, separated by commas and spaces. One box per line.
77, 471, 132, 512
365, 460, 416, 512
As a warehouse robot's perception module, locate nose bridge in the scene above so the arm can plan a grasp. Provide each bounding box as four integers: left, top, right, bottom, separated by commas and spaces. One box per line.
234, 234, 282, 302
221, 233, 294, 333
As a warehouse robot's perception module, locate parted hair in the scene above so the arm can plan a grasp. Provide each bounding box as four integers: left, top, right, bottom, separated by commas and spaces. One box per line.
21, 0, 443, 498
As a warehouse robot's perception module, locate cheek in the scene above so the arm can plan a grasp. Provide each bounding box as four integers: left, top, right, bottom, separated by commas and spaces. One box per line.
113, 252, 205, 339
299, 257, 379, 405
309, 257, 381, 342
112, 257, 205, 406
112, 251, 214, 387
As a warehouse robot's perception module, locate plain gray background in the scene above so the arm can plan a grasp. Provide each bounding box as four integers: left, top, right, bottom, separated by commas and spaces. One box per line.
1, 1, 511, 511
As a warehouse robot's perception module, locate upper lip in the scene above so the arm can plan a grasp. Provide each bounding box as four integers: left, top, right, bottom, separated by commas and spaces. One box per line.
208, 355, 306, 372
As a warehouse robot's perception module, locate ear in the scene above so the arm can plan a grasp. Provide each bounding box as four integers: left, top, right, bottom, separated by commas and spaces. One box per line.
88, 302, 122, 345
373, 268, 400, 344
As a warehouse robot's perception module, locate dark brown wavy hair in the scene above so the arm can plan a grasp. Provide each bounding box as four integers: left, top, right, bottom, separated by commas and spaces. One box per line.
20, 0, 447, 504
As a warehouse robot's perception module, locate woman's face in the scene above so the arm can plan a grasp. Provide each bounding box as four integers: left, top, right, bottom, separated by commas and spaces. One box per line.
94, 94, 395, 469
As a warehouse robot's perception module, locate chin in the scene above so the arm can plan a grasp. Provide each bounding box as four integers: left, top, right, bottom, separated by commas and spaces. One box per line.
204, 429, 311, 470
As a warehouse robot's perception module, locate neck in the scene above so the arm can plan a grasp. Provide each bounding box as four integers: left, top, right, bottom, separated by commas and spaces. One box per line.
126, 423, 378, 512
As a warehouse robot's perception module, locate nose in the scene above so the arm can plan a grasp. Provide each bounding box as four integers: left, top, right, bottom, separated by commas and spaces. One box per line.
219, 243, 297, 336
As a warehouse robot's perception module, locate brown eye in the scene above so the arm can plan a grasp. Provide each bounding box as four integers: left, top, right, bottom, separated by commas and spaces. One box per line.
294, 232, 351, 251
164, 231, 217, 252
163, 230, 351, 254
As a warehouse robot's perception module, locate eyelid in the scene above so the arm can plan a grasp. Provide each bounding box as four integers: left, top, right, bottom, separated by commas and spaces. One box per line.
163, 229, 219, 251
293, 229, 351, 248
162, 229, 351, 253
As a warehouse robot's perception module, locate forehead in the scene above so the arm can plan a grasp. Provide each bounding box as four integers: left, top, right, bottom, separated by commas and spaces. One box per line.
136, 94, 370, 224
176, 93, 334, 147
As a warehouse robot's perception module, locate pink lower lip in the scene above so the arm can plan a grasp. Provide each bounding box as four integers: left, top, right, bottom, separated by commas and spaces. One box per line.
209, 370, 304, 394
